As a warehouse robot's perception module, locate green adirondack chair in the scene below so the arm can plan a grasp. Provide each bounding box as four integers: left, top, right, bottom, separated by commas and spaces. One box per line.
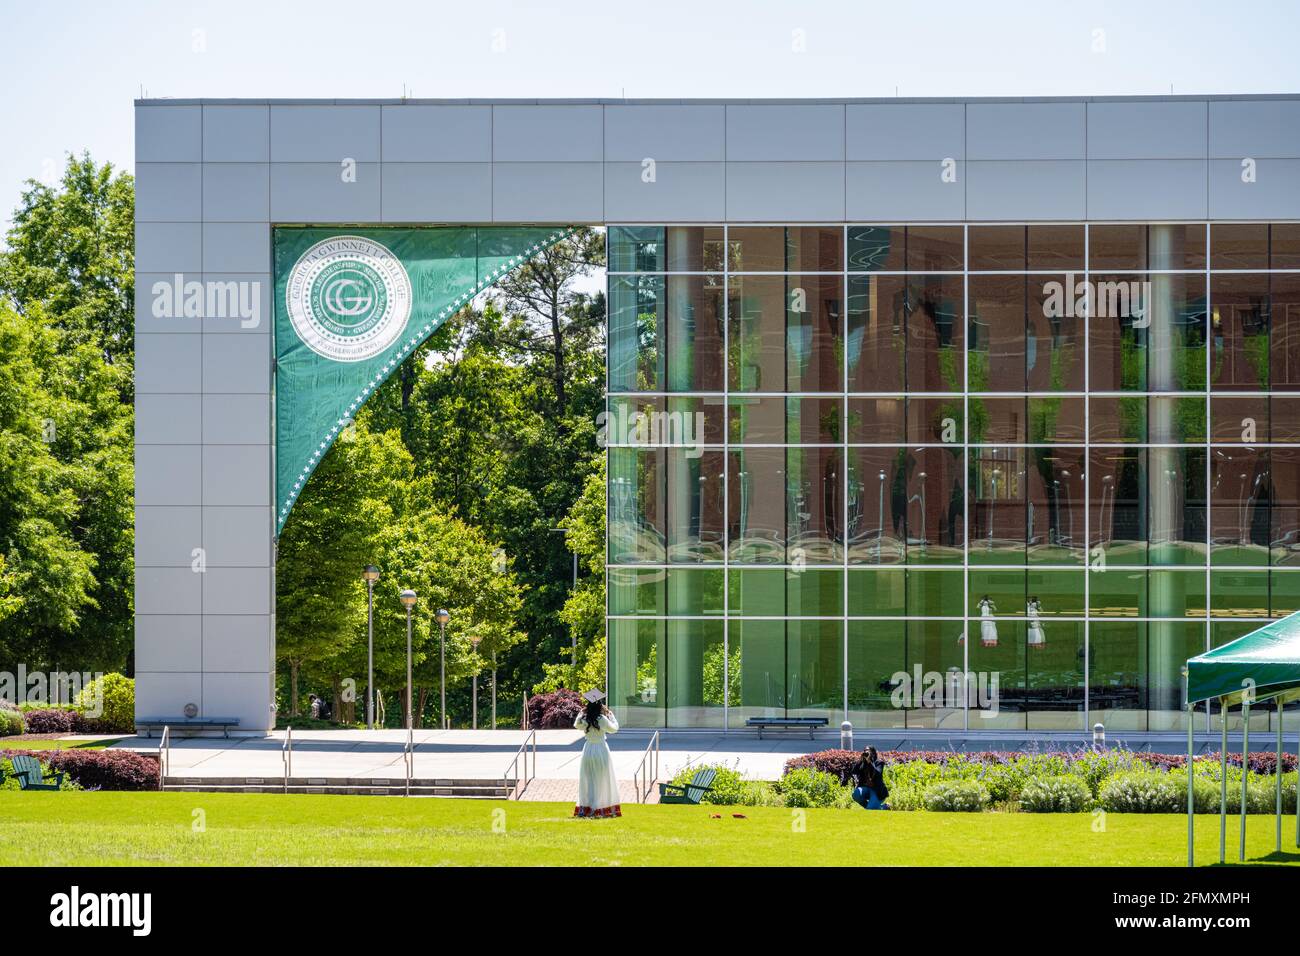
8, 754, 64, 791
658, 766, 717, 805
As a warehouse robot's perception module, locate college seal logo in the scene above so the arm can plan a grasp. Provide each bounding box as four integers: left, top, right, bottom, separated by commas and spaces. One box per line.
285, 235, 412, 362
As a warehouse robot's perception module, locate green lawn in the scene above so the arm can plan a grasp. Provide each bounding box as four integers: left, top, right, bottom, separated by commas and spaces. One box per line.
1, 737, 117, 751
1, 792, 1297, 866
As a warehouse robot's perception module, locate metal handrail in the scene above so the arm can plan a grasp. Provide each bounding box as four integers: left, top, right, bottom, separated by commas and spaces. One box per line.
633, 730, 660, 803
281, 725, 292, 793
504, 729, 536, 799
158, 725, 170, 787
404, 727, 413, 797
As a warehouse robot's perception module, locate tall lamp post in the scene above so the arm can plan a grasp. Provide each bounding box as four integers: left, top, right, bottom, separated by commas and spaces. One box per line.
436, 608, 450, 729
362, 566, 380, 729
470, 631, 483, 730
399, 590, 417, 730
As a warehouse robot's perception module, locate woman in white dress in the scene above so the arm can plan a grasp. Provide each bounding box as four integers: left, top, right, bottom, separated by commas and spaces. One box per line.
574, 690, 621, 818
978, 595, 999, 647
1026, 596, 1047, 649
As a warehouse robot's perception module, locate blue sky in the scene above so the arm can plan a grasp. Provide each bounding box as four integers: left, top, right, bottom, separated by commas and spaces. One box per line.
2, 0, 1300, 231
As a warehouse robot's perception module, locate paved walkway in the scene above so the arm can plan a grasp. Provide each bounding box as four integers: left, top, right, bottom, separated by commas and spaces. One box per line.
113, 727, 1236, 786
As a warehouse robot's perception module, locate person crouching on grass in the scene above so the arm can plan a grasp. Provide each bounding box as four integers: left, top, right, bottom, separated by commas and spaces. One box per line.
841, 745, 890, 810
573, 689, 622, 818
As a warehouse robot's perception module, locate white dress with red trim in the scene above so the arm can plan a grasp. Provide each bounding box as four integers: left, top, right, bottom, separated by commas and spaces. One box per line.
574, 710, 621, 818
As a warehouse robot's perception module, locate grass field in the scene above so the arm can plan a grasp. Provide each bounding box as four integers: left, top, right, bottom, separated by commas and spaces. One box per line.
1, 792, 1298, 866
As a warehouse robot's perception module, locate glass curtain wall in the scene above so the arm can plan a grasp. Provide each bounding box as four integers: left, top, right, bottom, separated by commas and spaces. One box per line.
608, 222, 1300, 732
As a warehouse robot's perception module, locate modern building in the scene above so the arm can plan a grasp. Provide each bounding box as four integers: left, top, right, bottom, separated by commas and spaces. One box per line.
134, 95, 1300, 736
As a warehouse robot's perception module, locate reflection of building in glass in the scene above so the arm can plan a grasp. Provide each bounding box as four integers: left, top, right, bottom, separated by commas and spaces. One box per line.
607, 223, 1300, 735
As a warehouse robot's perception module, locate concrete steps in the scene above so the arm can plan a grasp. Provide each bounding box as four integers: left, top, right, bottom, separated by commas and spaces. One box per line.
162, 776, 517, 798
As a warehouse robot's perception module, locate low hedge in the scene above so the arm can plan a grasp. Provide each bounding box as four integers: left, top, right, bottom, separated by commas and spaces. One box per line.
0, 749, 159, 791
20, 708, 83, 734
0, 703, 22, 737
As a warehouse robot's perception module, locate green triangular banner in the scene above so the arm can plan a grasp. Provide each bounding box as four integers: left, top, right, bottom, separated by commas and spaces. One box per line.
273, 225, 575, 533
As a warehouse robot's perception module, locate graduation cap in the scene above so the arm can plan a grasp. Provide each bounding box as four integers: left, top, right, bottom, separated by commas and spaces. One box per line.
582, 689, 606, 704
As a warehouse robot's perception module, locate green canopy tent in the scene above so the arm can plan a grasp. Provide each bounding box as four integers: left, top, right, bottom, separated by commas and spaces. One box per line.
1184, 610, 1300, 866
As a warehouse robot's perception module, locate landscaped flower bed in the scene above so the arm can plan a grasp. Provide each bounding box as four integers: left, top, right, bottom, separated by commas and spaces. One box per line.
665, 749, 1298, 813
0, 749, 159, 791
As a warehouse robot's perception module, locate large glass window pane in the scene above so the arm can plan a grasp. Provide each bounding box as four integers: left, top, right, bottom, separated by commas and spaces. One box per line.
1273, 570, 1300, 615
1089, 225, 1147, 271
609, 619, 664, 727
968, 568, 1025, 614
1027, 447, 1086, 564
1211, 395, 1266, 444
847, 446, 906, 564
968, 225, 1025, 271
1209, 570, 1268, 619
728, 568, 786, 615
1089, 448, 1147, 566
1147, 446, 1206, 567
847, 621, 906, 729
907, 275, 964, 392
1028, 276, 1086, 391
968, 396, 1024, 444
906, 567, 965, 617
1088, 273, 1148, 391
1028, 396, 1085, 444
1211, 223, 1268, 270
608, 567, 666, 615
1151, 223, 1207, 271
1089, 395, 1147, 443
1089, 568, 1146, 617
666, 620, 726, 728
727, 447, 785, 564
728, 226, 785, 272
1147, 569, 1207, 618
847, 274, 907, 392
665, 275, 724, 391
1027, 225, 1084, 271
967, 619, 1025, 730
727, 395, 785, 444
1271, 224, 1300, 269
847, 225, 904, 272
1273, 449, 1300, 566
1148, 622, 1206, 731
728, 619, 785, 726
665, 448, 725, 564
727, 275, 784, 392
1024, 619, 1086, 731
906, 226, 964, 272
667, 568, 725, 615
1091, 273, 1206, 392
969, 446, 1026, 564
847, 568, 906, 615
905, 446, 965, 564
1212, 274, 1269, 391
786, 274, 843, 392
969, 274, 1027, 392
1089, 621, 1147, 731
788, 620, 844, 720
904, 620, 966, 729
787, 568, 843, 616
785, 226, 843, 273
908, 396, 964, 444
1148, 396, 1206, 443
787, 446, 844, 565
1026, 568, 1086, 616
1270, 274, 1300, 390
608, 446, 665, 563
1210, 446, 1269, 566
847, 396, 906, 444
608, 275, 663, 391
608, 226, 664, 272
666, 226, 725, 272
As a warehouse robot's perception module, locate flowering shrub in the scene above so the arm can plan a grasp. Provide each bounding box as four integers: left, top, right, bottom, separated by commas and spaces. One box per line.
1019, 775, 1092, 813
922, 780, 989, 812
524, 689, 584, 730
0, 702, 22, 737
0, 749, 159, 791
76, 674, 135, 733
20, 708, 82, 734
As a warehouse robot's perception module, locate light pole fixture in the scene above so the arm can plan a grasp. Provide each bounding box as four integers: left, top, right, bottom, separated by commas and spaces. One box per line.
436, 608, 450, 729
362, 565, 380, 729
470, 631, 483, 730
399, 589, 417, 730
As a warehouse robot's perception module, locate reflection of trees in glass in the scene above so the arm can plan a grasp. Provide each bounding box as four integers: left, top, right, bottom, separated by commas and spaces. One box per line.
702, 642, 741, 706
635, 643, 658, 700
